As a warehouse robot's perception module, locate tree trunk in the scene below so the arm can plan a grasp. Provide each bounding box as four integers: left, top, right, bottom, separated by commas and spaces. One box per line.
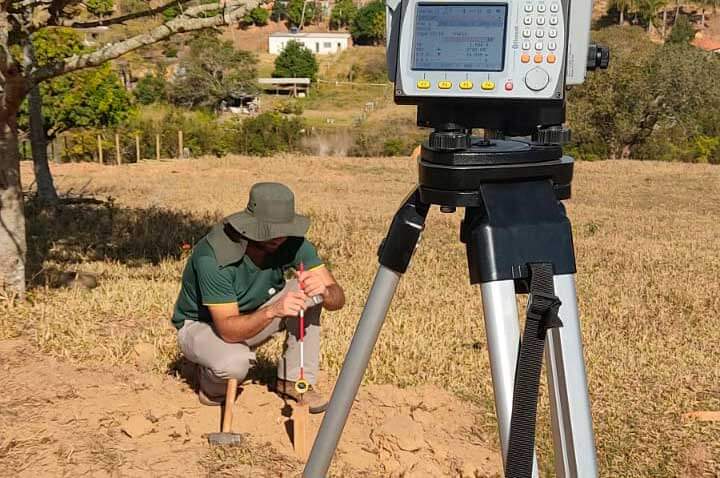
0, 113, 28, 298
620, 9, 625, 25
674, 0, 681, 24
662, 8, 667, 39
700, 8, 705, 28
28, 85, 59, 203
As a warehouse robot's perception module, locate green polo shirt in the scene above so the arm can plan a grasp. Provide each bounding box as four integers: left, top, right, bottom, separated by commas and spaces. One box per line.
171, 227, 323, 330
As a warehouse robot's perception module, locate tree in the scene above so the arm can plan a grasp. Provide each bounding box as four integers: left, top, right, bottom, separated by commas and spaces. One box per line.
285, 0, 319, 28
667, 14, 695, 43
610, 0, 636, 24
18, 29, 132, 152
134, 73, 168, 105
248, 6, 270, 25
169, 33, 258, 109
0, 0, 259, 297
330, 0, 357, 30
272, 41, 319, 80
350, 0, 386, 45
567, 26, 720, 160
638, 0, 667, 31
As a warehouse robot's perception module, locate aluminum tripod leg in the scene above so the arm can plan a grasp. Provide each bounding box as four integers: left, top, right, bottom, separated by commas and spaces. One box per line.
480, 280, 539, 478
545, 274, 597, 477
303, 266, 403, 478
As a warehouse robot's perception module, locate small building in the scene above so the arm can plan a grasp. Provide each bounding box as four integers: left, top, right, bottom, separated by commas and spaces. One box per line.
269, 32, 351, 55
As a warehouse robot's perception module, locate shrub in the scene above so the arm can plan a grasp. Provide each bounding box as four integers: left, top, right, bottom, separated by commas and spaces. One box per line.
249, 7, 270, 25
330, 0, 357, 29
668, 15, 695, 44
237, 112, 305, 156
272, 41, 319, 81
274, 100, 304, 115
134, 74, 167, 105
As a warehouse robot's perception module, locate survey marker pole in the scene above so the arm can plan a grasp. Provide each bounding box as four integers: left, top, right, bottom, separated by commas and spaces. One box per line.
303, 191, 429, 478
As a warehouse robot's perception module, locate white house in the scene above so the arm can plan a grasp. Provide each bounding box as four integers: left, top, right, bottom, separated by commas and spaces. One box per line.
269, 32, 351, 55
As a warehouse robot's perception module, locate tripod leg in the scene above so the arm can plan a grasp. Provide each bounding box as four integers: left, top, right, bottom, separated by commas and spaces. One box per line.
480, 280, 539, 478
545, 274, 598, 477
303, 190, 429, 478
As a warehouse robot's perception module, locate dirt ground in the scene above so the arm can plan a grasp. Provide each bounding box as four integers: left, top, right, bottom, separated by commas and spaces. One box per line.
0, 338, 501, 477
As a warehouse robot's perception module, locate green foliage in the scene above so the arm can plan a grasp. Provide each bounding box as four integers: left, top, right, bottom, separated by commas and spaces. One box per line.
667, 15, 694, 44
567, 26, 720, 161
285, 0, 320, 27
85, 0, 114, 16
274, 99, 304, 115
237, 112, 305, 156
249, 6, 270, 25
19, 29, 132, 138
330, 0, 357, 29
351, 0, 385, 45
162, 5, 180, 20
134, 73, 167, 105
169, 33, 258, 109
272, 41, 319, 81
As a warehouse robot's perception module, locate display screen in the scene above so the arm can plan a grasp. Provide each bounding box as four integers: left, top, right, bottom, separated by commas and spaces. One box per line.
412, 4, 507, 71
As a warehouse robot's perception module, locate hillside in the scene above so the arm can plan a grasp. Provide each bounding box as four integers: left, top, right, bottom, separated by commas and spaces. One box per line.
4, 155, 719, 477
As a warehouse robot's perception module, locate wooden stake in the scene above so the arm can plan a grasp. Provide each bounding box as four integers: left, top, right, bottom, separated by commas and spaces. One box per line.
115, 133, 121, 165
155, 134, 161, 161
177, 130, 183, 159
293, 401, 310, 461
97, 134, 103, 164
135, 134, 141, 162
63, 136, 68, 164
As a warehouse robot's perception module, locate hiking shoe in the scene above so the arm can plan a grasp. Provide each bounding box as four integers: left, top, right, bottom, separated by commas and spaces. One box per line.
275, 379, 328, 414
198, 388, 225, 407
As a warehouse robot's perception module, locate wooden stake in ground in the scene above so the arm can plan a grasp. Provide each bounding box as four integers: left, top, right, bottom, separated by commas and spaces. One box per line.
135, 134, 140, 162
115, 133, 121, 165
222, 378, 238, 432
294, 399, 310, 460
178, 130, 183, 159
155, 134, 161, 161
97, 134, 103, 164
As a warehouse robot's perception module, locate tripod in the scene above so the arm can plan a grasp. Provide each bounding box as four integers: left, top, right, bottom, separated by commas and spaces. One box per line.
303, 132, 598, 477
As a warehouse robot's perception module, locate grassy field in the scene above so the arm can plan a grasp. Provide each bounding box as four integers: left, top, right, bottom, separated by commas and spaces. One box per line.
4, 155, 720, 476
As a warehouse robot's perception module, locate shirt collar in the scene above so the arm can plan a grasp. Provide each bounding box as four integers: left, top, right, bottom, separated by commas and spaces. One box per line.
206, 223, 248, 267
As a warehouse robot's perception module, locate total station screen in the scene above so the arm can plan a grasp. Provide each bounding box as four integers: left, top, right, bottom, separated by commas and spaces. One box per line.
412, 4, 507, 71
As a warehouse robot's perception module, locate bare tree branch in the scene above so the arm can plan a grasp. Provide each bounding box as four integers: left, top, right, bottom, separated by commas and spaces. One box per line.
55, 0, 189, 28
32, 0, 257, 84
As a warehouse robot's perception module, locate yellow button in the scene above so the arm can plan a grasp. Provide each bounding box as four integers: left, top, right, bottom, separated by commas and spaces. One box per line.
547, 53, 557, 64
438, 80, 452, 89
534, 54, 543, 63
417, 80, 431, 89
521, 53, 531, 63
481, 80, 495, 91
459, 80, 474, 90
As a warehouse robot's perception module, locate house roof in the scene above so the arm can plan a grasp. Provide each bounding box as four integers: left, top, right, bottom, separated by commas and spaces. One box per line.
692, 37, 720, 52
269, 32, 351, 39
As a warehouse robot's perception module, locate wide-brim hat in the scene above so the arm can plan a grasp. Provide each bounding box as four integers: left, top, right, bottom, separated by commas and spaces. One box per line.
224, 182, 309, 241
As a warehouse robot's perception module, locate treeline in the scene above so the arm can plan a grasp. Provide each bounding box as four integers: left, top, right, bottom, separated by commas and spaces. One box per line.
567, 26, 720, 163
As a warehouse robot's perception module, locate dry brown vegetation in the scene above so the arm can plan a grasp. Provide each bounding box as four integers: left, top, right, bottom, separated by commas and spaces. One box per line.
2, 155, 720, 476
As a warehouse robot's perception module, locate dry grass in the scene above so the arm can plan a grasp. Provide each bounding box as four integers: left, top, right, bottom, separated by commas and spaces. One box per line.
4, 155, 720, 476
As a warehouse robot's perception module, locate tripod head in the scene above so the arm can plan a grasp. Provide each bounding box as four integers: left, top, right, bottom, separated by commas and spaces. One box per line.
385, 0, 609, 136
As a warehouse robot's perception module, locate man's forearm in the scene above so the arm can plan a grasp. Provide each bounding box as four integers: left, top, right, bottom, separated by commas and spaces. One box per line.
215, 306, 276, 343
323, 284, 345, 311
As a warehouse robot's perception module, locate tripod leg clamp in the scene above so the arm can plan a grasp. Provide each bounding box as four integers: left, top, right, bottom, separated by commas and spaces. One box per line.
378, 190, 430, 274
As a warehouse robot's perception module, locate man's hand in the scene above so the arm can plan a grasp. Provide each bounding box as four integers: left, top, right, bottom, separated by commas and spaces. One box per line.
269, 291, 309, 317
298, 269, 328, 298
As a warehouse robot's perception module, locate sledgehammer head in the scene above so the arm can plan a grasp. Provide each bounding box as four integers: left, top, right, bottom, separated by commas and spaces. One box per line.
207, 432, 244, 446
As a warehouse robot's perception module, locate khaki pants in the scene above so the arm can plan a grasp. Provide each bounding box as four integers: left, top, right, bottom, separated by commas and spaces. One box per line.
177, 279, 321, 397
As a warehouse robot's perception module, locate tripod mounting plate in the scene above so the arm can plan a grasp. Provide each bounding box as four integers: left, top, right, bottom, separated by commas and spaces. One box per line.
418, 139, 573, 207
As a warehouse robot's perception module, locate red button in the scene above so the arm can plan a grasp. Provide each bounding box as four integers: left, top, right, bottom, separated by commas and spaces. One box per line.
505, 81, 514, 91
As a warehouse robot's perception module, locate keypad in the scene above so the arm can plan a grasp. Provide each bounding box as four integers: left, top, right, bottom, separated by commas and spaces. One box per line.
520, 2, 560, 65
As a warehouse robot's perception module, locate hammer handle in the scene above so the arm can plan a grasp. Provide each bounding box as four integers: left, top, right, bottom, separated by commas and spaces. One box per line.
222, 378, 238, 432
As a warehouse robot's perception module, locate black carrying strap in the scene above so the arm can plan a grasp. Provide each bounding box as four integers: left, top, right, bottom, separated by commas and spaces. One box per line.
505, 263, 563, 478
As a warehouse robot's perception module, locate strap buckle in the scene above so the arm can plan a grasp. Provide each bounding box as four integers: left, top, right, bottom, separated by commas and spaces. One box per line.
527, 291, 563, 329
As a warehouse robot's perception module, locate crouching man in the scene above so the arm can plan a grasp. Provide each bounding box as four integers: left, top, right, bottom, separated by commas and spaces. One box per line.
172, 182, 345, 413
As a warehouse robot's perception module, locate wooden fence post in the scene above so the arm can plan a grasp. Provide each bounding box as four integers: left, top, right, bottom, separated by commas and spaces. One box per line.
115, 133, 122, 165
135, 134, 141, 162
63, 136, 68, 163
155, 134, 161, 161
97, 134, 103, 164
178, 130, 183, 159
